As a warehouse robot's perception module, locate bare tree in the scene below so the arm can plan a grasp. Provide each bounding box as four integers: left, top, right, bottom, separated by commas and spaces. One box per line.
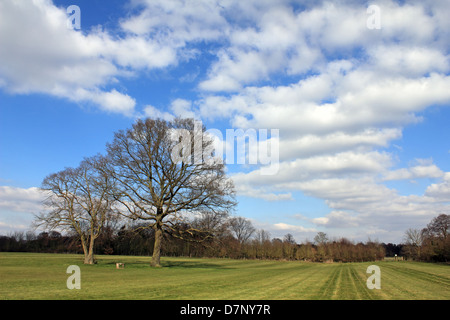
314, 232, 328, 245
283, 233, 296, 245
425, 214, 449, 240
403, 228, 424, 260
35, 156, 115, 264
404, 228, 424, 246
255, 229, 271, 244
229, 216, 255, 243
253, 229, 271, 259
103, 118, 236, 267
189, 209, 230, 238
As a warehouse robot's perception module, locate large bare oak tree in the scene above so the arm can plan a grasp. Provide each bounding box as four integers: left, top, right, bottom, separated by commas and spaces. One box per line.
104, 118, 236, 267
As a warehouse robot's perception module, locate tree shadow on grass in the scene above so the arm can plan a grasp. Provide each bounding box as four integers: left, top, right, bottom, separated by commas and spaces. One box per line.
99, 259, 151, 268
99, 258, 232, 269
161, 260, 232, 269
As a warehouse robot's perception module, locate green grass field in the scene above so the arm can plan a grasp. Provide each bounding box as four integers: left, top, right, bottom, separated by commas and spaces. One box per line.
0, 252, 449, 300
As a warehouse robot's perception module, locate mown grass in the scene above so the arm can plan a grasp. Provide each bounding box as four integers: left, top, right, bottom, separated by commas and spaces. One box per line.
0, 252, 449, 300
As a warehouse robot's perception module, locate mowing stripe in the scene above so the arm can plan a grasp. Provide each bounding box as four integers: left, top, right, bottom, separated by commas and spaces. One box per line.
381, 263, 450, 288
316, 264, 342, 299
347, 264, 377, 300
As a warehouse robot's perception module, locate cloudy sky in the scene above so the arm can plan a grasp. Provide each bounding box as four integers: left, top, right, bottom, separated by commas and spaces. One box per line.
1, 0, 450, 243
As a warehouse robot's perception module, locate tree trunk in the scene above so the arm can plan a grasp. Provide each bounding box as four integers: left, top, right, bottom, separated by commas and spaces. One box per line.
151, 226, 163, 267
83, 236, 95, 265
80, 235, 89, 264
151, 209, 164, 267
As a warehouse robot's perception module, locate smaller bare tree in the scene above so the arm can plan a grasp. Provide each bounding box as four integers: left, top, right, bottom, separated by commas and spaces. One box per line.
403, 228, 424, 260
35, 156, 115, 264
283, 233, 296, 245
188, 209, 230, 238
404, 228, 424, 246
229, 216, 255, 243
314, 232, 328, 246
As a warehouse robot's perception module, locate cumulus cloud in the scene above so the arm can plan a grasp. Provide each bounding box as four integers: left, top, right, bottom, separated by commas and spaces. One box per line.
290, 176, 449, 242
278, 128, 402, 160
143, 105, 174, 121
169, 99, 197, 119
425, 172, 450, 202
167, 0, 450, 242
311, 211, 362, 229
120, 0, 228, 41
231, 151, 393, 189
0, 0, 205, 115
2, 0, 450, 242
0, 1, 138, 115
0, 186, 44, 214
383, 161, 444, 181
197, 70, 450, 138
273, 222, 316, 233
233, 183, 293, 202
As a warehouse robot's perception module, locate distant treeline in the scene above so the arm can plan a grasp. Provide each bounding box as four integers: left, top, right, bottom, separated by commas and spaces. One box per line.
2, 214, 447, 262
0, 224, 389, 262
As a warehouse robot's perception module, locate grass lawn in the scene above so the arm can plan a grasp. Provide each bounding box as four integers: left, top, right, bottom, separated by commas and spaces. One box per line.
0, 252, 449, 300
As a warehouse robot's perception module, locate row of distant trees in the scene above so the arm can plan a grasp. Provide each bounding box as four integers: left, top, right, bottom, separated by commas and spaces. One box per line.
0, 217, 386, 262
3, 214, 448, 262
0, 213, 450, 262
402, 214, 450, 262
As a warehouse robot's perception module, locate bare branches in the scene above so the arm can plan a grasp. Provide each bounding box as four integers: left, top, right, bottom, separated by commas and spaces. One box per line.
36, 155, 116, 264
35, 117, 236, 267
105, 118, 236, 225
229, 217, 255, 244
104, 117, 236, 266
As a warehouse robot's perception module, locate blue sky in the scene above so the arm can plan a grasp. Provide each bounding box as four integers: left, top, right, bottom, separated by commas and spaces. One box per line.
1, 0, 450, 243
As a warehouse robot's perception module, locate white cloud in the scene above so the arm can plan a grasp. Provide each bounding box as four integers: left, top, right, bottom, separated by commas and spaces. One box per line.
143, 105, 174, 121
425, 172, 450, 202
0, 0, 205, 115
187, 0, 450, 242
73, 88, 136, 115
294, 176, 449, 242
384, 163, 444, 181
233, 183, 293, 202
279, 128, 402, 160
0, 221, 29, 230
368, 45, 449, 77
120, 0, 228, 42
170, 99, 197, 119
0, 186, 44, 213
197, 0, 450, 92
231, 151, 393, 189
378, 0, 437, 45
311, 211, 361, 229
102, 36, 179, 70
0, 0, 139, 115
142, 98, 198, 121
199, 3, 324, 91
273, 222, 316, 233
233, 159, 449, 242
203, 72, 450, 136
